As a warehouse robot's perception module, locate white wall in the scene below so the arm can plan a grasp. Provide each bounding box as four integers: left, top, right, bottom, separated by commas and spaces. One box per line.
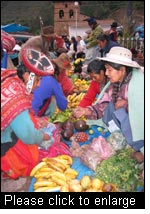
69, 26, 89, 39
69, 25, 110, 39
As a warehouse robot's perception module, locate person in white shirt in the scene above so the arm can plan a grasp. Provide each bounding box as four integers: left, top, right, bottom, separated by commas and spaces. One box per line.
76, 36, 86, 58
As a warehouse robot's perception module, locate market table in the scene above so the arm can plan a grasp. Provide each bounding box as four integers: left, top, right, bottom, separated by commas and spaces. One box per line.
28, 125, 110, 192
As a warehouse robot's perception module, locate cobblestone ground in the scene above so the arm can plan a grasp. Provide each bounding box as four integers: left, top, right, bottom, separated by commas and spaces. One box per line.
1, 174, 32, 192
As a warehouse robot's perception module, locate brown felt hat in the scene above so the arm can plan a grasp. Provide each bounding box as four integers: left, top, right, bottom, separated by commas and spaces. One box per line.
53, 53, 72, 70
41, 25, 54, 37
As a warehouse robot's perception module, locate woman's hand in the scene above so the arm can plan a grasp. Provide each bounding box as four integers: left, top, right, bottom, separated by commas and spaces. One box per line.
43, 132, 51, 141
72, 107, 90, 118
115, 99, 127, 110
72, 107, 85, 118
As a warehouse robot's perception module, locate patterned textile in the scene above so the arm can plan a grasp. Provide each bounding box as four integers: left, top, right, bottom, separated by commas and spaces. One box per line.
1, 70, 31, 131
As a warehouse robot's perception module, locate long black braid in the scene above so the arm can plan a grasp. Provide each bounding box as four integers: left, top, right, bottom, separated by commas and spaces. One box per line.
106, 61, 132, 103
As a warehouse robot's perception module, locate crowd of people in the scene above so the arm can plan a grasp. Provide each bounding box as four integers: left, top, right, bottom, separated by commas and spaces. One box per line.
1, 17, 144, 184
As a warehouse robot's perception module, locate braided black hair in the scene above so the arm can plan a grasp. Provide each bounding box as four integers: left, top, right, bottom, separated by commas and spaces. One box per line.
105, 61, 132, 103
16, 63, 30, 82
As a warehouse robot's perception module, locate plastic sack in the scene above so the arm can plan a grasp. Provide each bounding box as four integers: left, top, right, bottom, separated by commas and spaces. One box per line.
90, 136, 114, 160
80, 146, 102, 171
38, 122, 73, 160
106, 130, 127, 152
40, 122, 56, 136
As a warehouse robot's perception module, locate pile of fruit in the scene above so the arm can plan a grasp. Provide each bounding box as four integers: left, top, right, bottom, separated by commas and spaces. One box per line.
73, 79, 90, 92
60, 119, 89, 142
30, 155, 117, 192
60, 175, 117, 192
67, 92, 86, 108
30, 155, 78, 192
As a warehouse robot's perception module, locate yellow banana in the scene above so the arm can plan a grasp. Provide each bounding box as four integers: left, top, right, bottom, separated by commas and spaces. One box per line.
39, 167, 55, 173
49, 171, 67, 182
34, 171, 50, 179
36, 178, 48, 182
76, 93, 83, 101
64, 168, 78, 176
50, 175, 67, 186
53, 157, 70, 169
47, 158, 67, 171
81, 93, 85, 100
64, 168, 78, 179
56, 155, 72, 165
70, 93, 77, 101
45, 186, 61, 192
34, 181, 57, 189
70, 103, 78, 108
67, 95, 72, 102
79, 92, 86, 100
34, 186, 61, 192
46, 160, 64, 172
30, 161, 47, 177
71, 95, 79, 103
65, 174, 78, 180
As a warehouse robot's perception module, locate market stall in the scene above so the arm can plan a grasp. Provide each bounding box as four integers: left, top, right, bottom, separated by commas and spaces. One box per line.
27, 59, 144, 192
28, 120, 144, 192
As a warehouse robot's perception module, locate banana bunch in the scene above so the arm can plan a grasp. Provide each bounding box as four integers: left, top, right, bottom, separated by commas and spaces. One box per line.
30, 155, 78, 192
67, 92, 85, 108
73, 79, 90, 92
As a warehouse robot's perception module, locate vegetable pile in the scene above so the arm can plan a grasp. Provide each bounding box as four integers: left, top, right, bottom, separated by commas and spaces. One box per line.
48, 109, 72, 123
95, 148, 143, 192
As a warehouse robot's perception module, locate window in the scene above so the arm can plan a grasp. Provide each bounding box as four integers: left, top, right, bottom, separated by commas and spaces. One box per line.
69, 9, 74, 18
59, 10, 64, 19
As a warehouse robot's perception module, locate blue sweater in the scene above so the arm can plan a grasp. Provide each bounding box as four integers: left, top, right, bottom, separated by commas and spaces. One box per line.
1, 110, 43, 145
32, 76, 68, 115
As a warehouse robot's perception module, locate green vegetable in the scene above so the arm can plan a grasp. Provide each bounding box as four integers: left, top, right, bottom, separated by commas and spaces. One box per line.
95, 148, 143, 192
48, 109, 72, 123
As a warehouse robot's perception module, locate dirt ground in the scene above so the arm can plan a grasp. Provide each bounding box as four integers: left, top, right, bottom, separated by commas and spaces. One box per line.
1, 174, 32, 192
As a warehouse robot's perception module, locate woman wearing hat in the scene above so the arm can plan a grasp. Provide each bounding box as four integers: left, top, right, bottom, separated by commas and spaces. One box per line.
73, 47, 144, 158
1, 47, 56, 179
21, 59, 68, 117
18, 25, 56, 63
53, 53, 75, 96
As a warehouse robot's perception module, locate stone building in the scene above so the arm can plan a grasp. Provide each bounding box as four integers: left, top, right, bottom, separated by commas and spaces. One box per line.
53, 1, 114, 38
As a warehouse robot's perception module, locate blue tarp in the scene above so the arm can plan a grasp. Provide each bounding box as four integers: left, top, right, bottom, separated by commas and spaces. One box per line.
1, 23, 30, 33
28, 125, 110, 192
134, 25, 144, 38
134, 25, 144, 33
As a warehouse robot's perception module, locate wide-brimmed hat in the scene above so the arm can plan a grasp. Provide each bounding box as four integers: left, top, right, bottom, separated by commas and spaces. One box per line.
97, 47, 140, 68
41, 25, 54, 37
22, 47, 55, 76
111, 22, 118, 28
53, 53, 72, 70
